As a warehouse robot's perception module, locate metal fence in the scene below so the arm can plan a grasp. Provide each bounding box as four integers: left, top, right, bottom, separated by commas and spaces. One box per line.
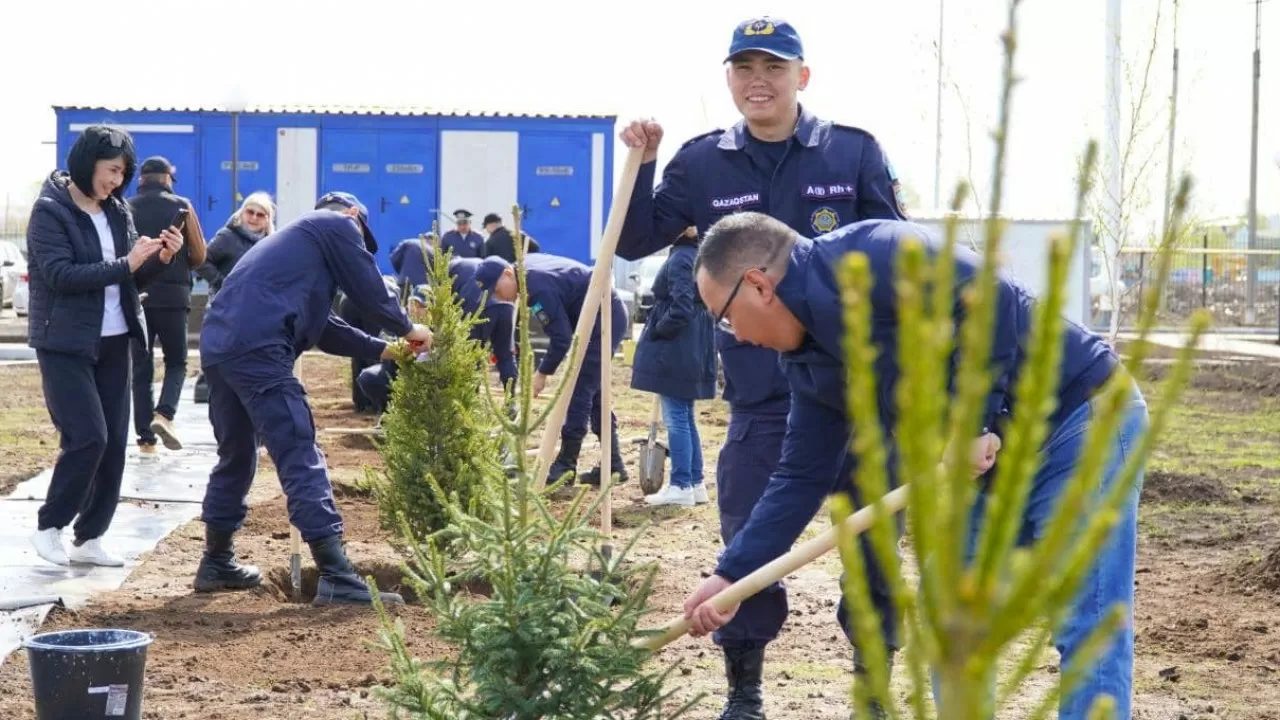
1105, 245, 1280, 331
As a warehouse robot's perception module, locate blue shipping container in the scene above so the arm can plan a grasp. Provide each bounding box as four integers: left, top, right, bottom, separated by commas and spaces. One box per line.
54, 105, 617, 273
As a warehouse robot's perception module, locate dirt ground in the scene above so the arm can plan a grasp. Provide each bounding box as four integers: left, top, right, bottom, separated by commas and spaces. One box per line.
0, 364, 58, 497
4, 346, 1280, 718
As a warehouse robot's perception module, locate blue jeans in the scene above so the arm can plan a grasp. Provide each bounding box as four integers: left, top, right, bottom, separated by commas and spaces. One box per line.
660, 396, 704, 489
932, 389, 1148, 719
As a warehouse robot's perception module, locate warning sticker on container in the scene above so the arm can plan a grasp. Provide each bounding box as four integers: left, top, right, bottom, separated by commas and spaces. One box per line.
88, 684, 130, 716
535, 165, 574, 176
332, 163, 371, 173
386, 163, 424, 174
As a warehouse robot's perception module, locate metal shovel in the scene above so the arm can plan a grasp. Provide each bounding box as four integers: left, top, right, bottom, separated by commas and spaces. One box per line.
633, 395, 667, 495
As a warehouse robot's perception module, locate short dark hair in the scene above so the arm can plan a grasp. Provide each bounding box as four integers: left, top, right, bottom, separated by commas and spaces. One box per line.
67, 125, 136, 199
695, 211, 795, 283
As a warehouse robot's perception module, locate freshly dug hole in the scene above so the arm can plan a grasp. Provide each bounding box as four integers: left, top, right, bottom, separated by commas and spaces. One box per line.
261, 561, 421, 604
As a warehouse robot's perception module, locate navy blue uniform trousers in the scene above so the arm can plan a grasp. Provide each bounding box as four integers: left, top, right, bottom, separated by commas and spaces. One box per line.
36, 334, 133, 542
714, 408, 902, 652
561, 295, 628, 445
713, 408, 790, 647
201, 344, 343, 542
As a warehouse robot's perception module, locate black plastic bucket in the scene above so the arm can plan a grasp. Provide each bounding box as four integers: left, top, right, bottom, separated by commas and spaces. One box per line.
23, 628, 154, 719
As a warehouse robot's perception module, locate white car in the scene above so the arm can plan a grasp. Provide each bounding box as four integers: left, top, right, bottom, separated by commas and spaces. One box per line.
12, 272, 28, 317
1090, 247, 1126, 317
0, 241, 26, 308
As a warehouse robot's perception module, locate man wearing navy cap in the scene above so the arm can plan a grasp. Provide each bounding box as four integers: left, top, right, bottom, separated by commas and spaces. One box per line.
616, 16, 910, 718
441, 209, 485, 259
475, 253, 629, 484
193, 190, 433, 606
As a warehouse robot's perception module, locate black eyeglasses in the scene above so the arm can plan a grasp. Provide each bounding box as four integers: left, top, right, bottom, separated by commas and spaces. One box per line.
712, 239, 790, 333
714, 267, 765, 333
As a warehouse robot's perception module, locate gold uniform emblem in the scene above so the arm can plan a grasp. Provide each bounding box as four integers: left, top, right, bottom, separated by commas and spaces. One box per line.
810, 207, 839, 233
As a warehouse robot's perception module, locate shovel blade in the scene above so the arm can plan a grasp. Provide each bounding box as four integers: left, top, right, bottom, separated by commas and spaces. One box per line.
637, 444, 667, 495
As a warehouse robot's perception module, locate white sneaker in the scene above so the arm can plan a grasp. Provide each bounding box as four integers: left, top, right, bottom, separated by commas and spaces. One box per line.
68, 538, 125, 567
31, 528, 69, 566
692, 484, 710, 504
644, 484, 696, 507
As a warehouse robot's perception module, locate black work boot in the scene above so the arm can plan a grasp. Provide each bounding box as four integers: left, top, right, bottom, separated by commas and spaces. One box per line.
718, 646, 766, 720
547, 436, 583, 486
193, 527, 261, 592
851, 648, 895, 719
309, 534, 404, 606
579, 447, 629, 487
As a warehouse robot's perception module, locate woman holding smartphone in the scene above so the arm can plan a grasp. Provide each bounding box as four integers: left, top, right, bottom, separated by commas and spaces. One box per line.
25, 125, 182, 567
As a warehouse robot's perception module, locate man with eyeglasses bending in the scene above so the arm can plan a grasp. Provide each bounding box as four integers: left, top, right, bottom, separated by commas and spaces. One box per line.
616, 15, 909, 719
684, 211, 1143, 720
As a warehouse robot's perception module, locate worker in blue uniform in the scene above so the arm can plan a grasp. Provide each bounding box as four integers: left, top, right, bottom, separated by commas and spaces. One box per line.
686, 211, 1145, 720
341, 275, 411, 414
440, 209, 485, 259
194, 191, 434, 606
356, 256, 519, 413
475, 253, 629, 485
616, 16, 909, 718
389, 235, 433, 292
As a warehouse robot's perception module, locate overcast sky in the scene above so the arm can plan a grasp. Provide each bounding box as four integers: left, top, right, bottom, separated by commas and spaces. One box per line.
1, 0, 1276, 237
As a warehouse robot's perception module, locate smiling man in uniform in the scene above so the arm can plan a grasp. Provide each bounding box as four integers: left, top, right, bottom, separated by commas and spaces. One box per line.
616, 15, 909, 719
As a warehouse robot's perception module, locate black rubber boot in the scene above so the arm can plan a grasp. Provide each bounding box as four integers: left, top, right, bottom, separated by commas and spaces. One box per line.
547, 436, 583, 486
718, 646, 766, 720
193, 527, 261, 592
309, 534, 403, 606
851, 648, 895, 719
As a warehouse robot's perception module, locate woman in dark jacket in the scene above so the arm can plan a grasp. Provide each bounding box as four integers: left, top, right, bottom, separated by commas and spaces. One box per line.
26, 125, 182, 567
195, 191, 275, 293
629, 228, 717, 507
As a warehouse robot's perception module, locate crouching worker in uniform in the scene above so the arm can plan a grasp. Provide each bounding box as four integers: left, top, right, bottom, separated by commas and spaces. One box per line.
685, 212, 1147, 720
194, 191, 433, 606
475, 253, 628, 486
354, 257, 518, 415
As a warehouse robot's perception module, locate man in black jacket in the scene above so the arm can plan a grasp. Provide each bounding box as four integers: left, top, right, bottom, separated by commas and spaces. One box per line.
482, 212, 539, 262
128, 156, 207, 454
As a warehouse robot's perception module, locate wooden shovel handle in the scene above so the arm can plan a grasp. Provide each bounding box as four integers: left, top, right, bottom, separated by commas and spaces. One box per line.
634, 484, 911, 651
532, 146, 646, 491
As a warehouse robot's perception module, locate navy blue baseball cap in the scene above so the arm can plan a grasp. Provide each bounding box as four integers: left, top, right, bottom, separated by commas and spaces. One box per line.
725, 17, 804, 62
316, 191, 378, 254
474, 256, 512, 298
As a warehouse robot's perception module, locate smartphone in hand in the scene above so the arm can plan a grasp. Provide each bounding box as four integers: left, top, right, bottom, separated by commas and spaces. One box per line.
170, 207, 190, 231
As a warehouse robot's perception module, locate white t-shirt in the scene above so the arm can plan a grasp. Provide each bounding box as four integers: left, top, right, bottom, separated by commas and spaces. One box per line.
90, 211, 129, 337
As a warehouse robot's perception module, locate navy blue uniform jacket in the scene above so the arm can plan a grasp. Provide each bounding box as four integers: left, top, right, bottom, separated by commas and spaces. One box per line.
390, 238, 432, 288
449, 257, 517, 388
617, 106, 908, 413
441, 230, 484, 259
200, 211, 412, 368
518, 253, 614, 377
714, 221, 1120, 581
